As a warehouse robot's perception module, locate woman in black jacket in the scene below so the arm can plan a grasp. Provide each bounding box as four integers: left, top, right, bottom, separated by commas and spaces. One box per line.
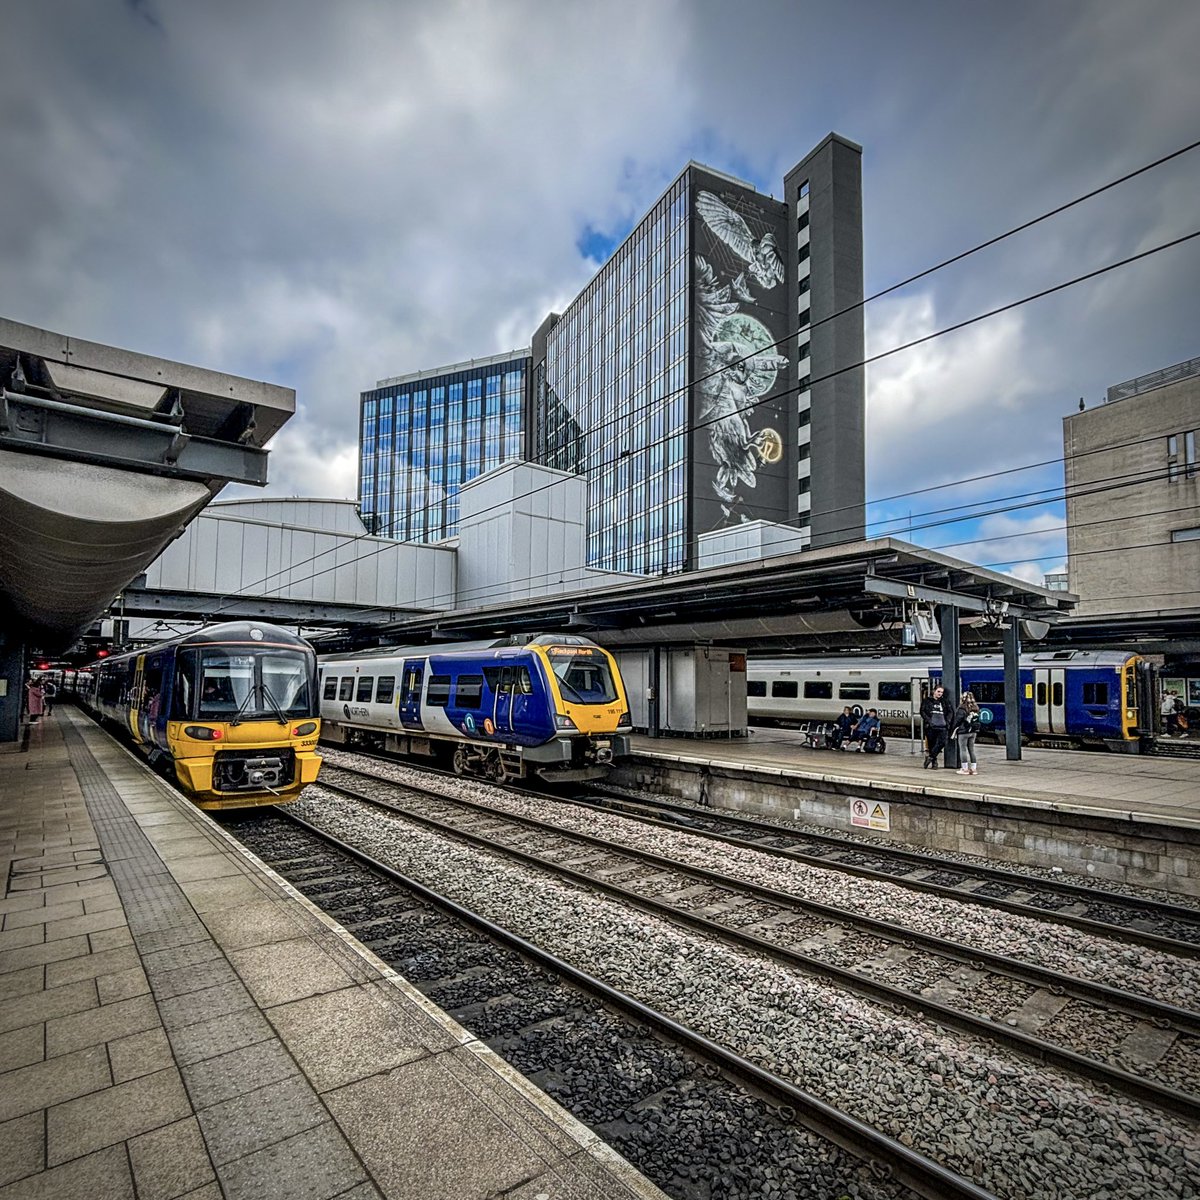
949, 692, 981, 775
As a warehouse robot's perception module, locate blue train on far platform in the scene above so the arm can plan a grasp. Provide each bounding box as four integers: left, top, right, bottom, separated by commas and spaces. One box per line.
318, 634, 632, 782
747, 650, 1156, 751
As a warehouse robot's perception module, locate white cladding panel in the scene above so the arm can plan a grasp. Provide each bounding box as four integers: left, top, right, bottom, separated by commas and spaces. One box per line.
696, 519, 808, 569
142, 507, 455, 610
457, 462, 634, 605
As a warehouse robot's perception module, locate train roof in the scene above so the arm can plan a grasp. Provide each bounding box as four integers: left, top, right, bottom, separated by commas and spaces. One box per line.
90, 621, 313, 668
319, 633, 602, 665
748, 650, 1140, 671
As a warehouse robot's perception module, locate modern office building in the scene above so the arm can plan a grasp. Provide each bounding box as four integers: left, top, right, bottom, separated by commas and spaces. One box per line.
358, 350, 529, 542
361, 132, 865, 577
531, 133, 865, 575
1063, 355, 1200, 618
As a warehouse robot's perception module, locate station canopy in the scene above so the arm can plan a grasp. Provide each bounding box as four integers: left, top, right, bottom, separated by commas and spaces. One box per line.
0, 318, 295, 650
315, 537, 1076, 655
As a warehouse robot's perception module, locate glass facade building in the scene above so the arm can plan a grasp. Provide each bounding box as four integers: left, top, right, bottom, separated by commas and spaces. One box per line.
537, 174, 691, 575
358, 352, 528, 542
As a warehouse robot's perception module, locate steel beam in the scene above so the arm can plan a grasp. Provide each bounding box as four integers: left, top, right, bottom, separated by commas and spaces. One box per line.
863, 576, 1062, 618
940, 604, 961, 769
1, 391, 269, 485
119, 588, 419, 626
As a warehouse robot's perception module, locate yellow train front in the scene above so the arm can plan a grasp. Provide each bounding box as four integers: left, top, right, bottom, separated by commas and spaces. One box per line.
81, 622, 322, 809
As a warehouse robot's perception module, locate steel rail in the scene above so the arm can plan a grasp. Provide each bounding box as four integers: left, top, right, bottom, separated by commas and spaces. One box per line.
273, 804, 999, 1200
572, 787, 1200, 959
312, 771, 1200, 1122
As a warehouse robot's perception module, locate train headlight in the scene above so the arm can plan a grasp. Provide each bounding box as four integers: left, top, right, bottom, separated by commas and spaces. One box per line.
555, 714, 579, 731
616, 711, 631, 730
183, 726, 224, 741
292, 722, 318, 736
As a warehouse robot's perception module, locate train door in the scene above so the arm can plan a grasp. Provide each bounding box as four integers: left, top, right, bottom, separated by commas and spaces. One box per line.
399, 660, 424, 730
493, 667, 514, 734
128, 656, 146, 742
1033, 667, 1066, 734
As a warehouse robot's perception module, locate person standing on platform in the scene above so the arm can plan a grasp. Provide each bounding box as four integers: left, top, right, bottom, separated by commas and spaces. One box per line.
950, 691, 981, 775
25, 678, 45, 724
41, 678, 56, 716
920, 684, 953, 768
1161, 689, 1180, 737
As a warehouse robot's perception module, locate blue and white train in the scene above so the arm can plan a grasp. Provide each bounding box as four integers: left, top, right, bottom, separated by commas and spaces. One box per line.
319, 634, 632, 782
747, 650, 1156, 751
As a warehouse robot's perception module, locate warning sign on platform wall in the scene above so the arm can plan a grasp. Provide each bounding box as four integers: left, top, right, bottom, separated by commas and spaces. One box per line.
850, 797, 891, 832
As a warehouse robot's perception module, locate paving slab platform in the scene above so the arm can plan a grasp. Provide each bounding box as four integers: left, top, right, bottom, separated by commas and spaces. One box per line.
0, 709, 668, 1200
619, 729, 1200, 896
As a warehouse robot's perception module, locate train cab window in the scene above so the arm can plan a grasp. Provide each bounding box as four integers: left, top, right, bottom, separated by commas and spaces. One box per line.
339, 678, 354, 701
772, 680, 799, 698
323, 677, 338, 701
878, 682, 911, 701
839, 683, 871, 700
356, 677, 375, 703
455, 674, 484, 707
515, 667, 534, 695
426, 675, 451, 707
547, 650, 618, 704
375, 676, 396, 704
803, 681, 832, 699
747, 680, 767, 697
1052, 682, 1064, 707
171, 652, 197, 718
1083, 682, 1109, 705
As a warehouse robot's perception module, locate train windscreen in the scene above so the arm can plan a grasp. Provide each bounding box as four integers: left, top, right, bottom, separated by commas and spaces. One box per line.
190, 648, 314, 720
546, 648, 619, 704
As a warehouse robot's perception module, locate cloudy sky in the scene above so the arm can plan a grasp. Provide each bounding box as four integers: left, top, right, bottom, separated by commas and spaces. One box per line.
5, 0, 1199, 585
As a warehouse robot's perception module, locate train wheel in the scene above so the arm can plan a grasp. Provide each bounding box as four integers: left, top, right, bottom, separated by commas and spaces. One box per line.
485, 750, 504, 781
453, 746, 470, 776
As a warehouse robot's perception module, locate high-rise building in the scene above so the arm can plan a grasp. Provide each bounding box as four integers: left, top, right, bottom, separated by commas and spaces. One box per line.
361, 132, 865, 576
1064, 355, 1200, 617
359, 351, 529, 542
531, 133, 865, 575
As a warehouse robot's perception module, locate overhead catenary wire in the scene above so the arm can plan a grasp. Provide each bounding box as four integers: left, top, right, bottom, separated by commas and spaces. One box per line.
200, 140, 1200, 610
203, 220, 1200, 621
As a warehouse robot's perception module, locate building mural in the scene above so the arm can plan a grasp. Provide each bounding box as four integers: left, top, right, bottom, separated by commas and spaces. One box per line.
691, 177, 792, 533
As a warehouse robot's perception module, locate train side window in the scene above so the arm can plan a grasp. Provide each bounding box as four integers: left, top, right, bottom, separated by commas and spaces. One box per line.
802, 681, 832, 699
1082, 682, 1109, 705
839, 683, 870, 700
877, 682, 910, 701
323, 677, 338, 701
971, 682, 1005, 704
1051, 682, 1064, 707
356, 677, 375, 703
375, 676, 396, 704
1036, 682, 1047, 705
455, 674, 484, 706
772, 680, 799, 699
747, 680, 767, 697
339, 678, 354, 701
426, 675, 451, 707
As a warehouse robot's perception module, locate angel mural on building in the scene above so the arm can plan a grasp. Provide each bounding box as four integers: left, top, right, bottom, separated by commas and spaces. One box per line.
694, 191, 788, 521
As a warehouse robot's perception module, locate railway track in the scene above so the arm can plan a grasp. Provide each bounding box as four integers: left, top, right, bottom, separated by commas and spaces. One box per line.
312, 762, 1200, 1122
229, 806, 988, 1200
576, 785, 1200, 956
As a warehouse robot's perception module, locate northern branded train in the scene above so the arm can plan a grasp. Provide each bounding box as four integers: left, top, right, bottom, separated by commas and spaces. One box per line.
747, 650, 1155, 751
319, 634, 632, 782
76, 622, 323, 808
